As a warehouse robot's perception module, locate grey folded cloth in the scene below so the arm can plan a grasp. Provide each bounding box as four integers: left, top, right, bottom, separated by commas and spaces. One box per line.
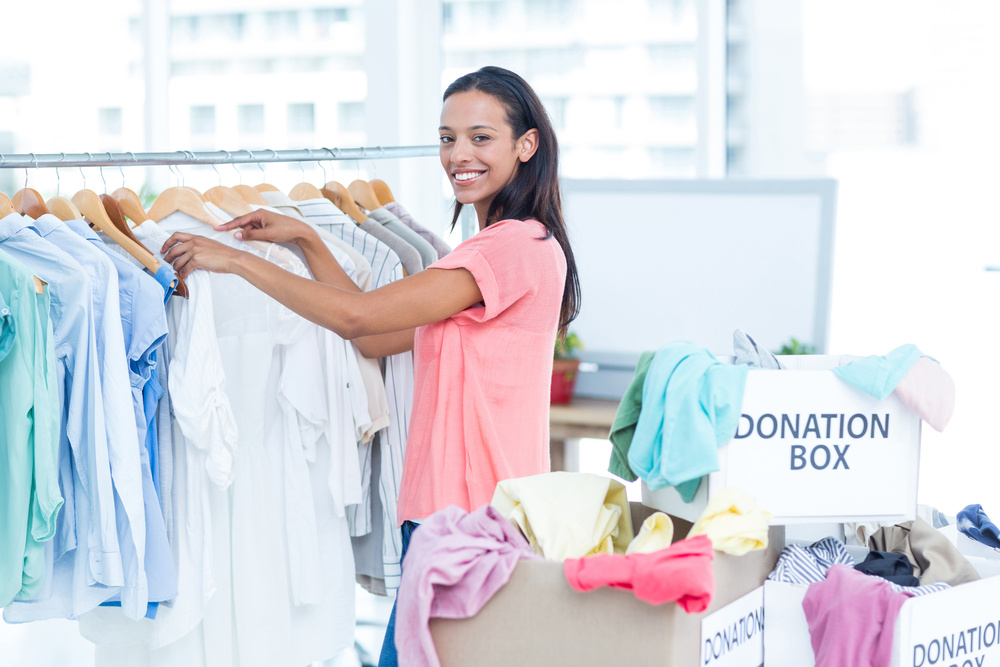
734, 330, 781, 369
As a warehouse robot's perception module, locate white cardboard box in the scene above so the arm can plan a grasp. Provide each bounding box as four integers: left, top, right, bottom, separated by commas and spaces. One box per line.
957, 531, 1000, 561
764, 559, 1000, 667
643, 355, 921, 525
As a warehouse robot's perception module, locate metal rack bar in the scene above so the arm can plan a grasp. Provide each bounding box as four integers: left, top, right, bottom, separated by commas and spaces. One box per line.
0, 146, 439, 169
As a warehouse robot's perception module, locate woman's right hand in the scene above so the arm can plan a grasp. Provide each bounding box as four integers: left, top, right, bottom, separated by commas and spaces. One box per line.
214, 209, 317, 246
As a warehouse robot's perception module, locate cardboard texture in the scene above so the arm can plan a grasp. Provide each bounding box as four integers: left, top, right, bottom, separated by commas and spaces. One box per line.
430, 504, 783, 667
643, 355, 921, 525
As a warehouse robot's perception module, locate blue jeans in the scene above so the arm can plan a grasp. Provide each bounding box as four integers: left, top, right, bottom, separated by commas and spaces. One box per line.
378, 521, 419, 667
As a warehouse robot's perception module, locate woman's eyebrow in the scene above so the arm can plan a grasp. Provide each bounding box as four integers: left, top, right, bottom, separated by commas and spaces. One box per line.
438, 125, 499, 132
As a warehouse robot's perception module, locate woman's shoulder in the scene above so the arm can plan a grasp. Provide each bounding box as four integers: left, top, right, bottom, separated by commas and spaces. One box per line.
473, 218, 547, 244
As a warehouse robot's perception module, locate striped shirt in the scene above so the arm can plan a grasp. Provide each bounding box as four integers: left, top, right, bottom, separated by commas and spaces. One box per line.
297, 198, 412, 591
768, 537, 951, 597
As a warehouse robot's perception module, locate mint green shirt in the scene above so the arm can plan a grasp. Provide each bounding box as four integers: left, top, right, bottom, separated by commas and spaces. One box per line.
0, 250, 62, 605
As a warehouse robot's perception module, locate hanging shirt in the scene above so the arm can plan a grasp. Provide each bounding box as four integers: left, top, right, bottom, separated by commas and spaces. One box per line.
369, 206, 437, 271
0, 250, 61, 606
155, 208, 301, 663
297, 196, 411, 591
0, 213, 123, 596
63, 218, 178, 615
23, 213, 149, 619
268, 194, 389, 445
96, 228, 180, 544
259, 190, 374, 291
358, 214, 423, 277
397, 218, 566, 524
85, 218, 239, 649
384, 201, 451, 260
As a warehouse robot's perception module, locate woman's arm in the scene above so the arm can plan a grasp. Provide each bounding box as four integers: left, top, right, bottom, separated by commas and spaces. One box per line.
216, 209, 363, 293
161, 232, 482, 357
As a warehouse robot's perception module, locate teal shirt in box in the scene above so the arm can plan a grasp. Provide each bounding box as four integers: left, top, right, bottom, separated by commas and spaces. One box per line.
0, 250, 62, 606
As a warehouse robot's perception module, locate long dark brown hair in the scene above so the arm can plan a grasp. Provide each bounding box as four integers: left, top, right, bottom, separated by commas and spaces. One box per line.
444, 66, 581, 333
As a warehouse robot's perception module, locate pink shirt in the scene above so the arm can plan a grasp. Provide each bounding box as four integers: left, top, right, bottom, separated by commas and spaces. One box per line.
397, 218, 566, 524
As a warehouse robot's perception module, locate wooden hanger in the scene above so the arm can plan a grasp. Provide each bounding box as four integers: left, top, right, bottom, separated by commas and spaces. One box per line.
348, 179, 382, 212
317, 181, 367, 224
46, 196, 83, 222
204, 186, 253, 217
254, 183, 281, 193
369, 179, 396, 206
182, 186, 208, 202
233, 184, 267, 206
101, 194, 189, 298
102, 194, 149, 244
73, 189, 166, 275
13, 188, 50, 218
0, 192, 16, 216
111, 187, 149, 227
148, 187, 226, 227
288, 182, 324, 201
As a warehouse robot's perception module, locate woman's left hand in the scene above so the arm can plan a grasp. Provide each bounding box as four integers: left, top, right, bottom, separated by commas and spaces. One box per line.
162, 232, 245, 279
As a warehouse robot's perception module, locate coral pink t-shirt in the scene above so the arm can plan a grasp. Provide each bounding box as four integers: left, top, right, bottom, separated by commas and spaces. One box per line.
397, 218, 567, 524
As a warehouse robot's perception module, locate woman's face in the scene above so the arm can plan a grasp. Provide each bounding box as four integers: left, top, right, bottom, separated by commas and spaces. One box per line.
439, 90, 535, 219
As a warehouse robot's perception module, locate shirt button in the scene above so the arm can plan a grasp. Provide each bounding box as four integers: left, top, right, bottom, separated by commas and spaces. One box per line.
1, 308, 8, 315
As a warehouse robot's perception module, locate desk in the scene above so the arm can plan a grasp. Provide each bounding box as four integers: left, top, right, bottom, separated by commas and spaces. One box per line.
549, 397, 619, 471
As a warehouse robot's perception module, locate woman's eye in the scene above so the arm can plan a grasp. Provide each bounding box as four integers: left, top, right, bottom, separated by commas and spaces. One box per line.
473, 135, 491, 142
439, 136, 453, 144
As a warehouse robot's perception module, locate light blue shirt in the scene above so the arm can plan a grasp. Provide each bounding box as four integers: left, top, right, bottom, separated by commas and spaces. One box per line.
831, 344, 924, 400
62, 219, 178, 611
0, 212, 122, 592
628, 342, 749, 502
5, 214, 149, 621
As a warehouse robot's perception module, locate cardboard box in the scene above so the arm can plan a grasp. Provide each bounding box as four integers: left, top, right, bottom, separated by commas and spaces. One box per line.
956, 531, 1000, 561
643, 355, 921, 525
429, 504, 783, 667
764, 557, 1000, 667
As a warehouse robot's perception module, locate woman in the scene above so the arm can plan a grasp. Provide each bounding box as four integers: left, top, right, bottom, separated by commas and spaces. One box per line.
162, 65, 580, 663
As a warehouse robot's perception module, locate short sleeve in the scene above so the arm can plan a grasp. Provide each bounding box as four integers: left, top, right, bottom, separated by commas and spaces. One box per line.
429, 219, 553, 321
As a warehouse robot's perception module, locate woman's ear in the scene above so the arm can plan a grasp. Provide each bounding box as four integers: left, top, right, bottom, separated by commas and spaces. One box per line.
518, 129, 540, 163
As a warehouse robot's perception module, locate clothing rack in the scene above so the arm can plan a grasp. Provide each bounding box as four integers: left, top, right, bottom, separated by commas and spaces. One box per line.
0, 145, 439, 169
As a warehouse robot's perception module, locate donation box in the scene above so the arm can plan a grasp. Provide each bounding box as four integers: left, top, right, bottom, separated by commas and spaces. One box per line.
644, 356, 922, 525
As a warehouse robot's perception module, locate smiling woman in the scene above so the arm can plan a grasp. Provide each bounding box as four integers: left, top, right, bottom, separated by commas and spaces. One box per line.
153, 66, 581, 667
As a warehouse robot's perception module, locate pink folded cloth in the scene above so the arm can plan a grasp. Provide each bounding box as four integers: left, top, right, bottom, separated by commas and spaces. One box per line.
803, 564, 915, 667
892, 357, 955, 432
563, 534, 715, 612
396, 504, 541, 667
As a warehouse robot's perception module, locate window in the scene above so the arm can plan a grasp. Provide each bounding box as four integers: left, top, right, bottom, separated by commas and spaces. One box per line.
526, 0, 578, 25
541, 97, 567, 132
98, 107, 123, 135
190, 105, 216, 135
264, 10, 300, 39
287, 103, 315, 133
339, 102, 365, 133
238, 104, 265, 134
649, 95, 694, 121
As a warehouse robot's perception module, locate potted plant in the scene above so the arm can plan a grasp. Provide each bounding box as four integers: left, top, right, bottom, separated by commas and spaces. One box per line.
551, 331, 583, 405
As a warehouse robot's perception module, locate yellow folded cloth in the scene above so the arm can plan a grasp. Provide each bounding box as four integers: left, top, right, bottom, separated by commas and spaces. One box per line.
492, 472, 633, 560
625, 512, 674, 555
687, 488, 772, 556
